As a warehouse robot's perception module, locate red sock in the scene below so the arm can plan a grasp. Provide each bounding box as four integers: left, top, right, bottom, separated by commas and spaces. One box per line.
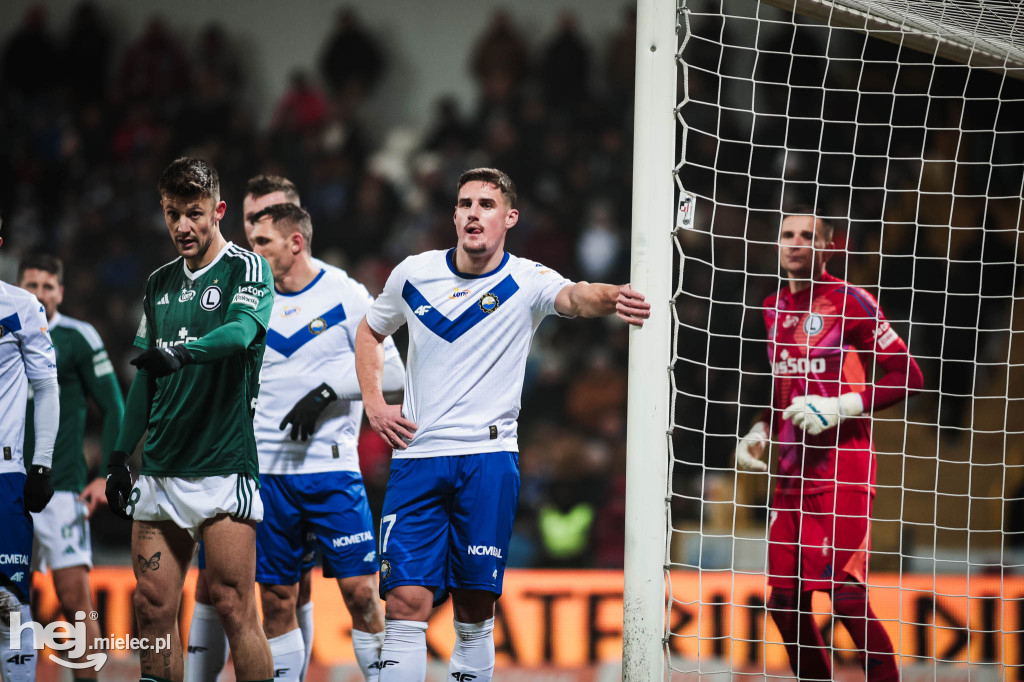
832, 582, 900, 681
767, 588, 832, 680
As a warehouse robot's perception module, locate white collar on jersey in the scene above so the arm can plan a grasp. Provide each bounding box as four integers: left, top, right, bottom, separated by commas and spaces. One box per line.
182, 241, 233, 281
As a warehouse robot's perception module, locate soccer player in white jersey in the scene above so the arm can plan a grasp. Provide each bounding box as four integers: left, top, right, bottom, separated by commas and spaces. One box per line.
0, 218, 60, 682
186, 178, 405, 682
355, 168, 650, 681
18, 254, 125, 676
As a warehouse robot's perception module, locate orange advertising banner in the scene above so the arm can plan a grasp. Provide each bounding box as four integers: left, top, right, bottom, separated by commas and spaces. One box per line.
32, 569, 1023, 670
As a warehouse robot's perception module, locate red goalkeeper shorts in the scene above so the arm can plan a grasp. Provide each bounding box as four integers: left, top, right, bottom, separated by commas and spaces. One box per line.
767, 488, 871, 590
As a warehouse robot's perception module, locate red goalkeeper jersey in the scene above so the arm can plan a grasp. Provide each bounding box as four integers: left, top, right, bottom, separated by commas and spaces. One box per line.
762, 272, 922, 496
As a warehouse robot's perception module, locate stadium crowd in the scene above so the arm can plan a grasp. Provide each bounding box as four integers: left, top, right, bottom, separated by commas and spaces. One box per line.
0, 2, 641, 569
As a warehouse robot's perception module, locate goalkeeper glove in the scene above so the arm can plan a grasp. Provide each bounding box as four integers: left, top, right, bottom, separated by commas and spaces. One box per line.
24, 465, 54, 513
783, 393, 864, 436
106, 451, 134, 520
280, 383, 337, 442
131, 345, 192, 377
735, 422, 769, 472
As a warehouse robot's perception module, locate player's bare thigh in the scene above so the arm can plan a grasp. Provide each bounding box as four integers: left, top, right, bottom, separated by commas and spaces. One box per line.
201, 515, 259, 611
132, 519, 194, 603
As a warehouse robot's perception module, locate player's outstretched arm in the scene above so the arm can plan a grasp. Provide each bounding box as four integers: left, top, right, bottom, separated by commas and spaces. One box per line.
554, 282, 650, 326
355, 317, 417, 449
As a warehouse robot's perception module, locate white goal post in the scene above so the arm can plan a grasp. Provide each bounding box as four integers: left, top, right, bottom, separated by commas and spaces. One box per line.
624, 0, 1024, 680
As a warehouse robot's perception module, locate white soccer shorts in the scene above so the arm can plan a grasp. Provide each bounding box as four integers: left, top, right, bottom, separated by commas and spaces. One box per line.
31, 491, 92, 573
129, 474, 263, 540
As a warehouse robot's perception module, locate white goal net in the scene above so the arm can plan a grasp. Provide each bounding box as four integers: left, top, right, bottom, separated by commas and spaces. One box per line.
626, 0, 1024, 680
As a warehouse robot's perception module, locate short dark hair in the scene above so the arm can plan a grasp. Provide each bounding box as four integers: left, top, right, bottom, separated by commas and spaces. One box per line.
245, 175, 301, 204
457, 168, 517, 209
252, 203, 313, 251
158, 157, 220, 202
18, 253, 64, 285
782, 204, 834, 241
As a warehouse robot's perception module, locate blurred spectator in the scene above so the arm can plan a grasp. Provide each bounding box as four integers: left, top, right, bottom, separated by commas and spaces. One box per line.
193, 23, 244, 102
540, 12, 592, 114
470, 10, 530, 121
271, 70, 328, 134
2, 5, 60, 101
62, 2, 113, 105
319, 7, 387, 105
605, 6, 636, 118
118, 17, 191, 108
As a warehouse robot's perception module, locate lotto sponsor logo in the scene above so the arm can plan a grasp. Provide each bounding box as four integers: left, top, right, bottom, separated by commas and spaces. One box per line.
0, 554, 30, 565
232, 293, 261, 309
467, 545, 503, 558
450, 288, 471, 299
331, 530, 374, 548
237, 285, 266, 298
773, 356, 826, 375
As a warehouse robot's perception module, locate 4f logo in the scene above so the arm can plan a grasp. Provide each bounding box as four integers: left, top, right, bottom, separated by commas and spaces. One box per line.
6, 654, 33, 665
452, 674, 477, 681
413, 305, 432, 316
371, 660, 399, 669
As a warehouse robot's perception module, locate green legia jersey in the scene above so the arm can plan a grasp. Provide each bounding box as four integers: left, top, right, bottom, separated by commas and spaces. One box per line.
25, 313, 125, 492
135, 243, 272, 478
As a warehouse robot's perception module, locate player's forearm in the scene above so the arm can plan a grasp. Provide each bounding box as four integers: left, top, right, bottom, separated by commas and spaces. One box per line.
183, 313, 261, 364
114, 369, 151, 454
29, 376, 59, 468
355, 318, 387, 408
564, 282, 619, 318
863, 352, 924, 412
91, 373, 126, 470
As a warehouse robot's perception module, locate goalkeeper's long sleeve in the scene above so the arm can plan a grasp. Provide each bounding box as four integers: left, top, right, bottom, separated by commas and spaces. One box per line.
114, 369, 152, 454
182, 312, 261, 364
861, 349, 924, 412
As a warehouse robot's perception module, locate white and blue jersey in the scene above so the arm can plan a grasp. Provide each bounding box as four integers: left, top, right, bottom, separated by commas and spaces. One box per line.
251, 262, 401, 582
0, 281, 57, 600
255, 262, 401, 475
365, 249, 572, 458
365, 249, 571, 600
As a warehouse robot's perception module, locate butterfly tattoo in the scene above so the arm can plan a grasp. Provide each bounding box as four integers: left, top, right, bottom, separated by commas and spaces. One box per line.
138, 551, 161, 573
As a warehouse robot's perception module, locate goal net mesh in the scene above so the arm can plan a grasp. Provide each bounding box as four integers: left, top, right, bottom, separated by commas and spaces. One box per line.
668, 0, 1024, 678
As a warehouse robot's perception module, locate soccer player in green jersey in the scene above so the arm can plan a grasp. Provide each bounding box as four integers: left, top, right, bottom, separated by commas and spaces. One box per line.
18, 254, 125, 674
106, 157, 275, 682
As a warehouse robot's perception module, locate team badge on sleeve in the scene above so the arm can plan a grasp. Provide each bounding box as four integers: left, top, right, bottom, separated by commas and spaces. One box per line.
478, 292, 500, 314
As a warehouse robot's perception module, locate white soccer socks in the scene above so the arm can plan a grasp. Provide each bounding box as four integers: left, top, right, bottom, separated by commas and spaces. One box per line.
377, 619, 427, 681
268, 628, 305, 682
185, 602, 230, 682
352, 628, 386, 681
0, 590, 36, 682
448, 618, 495, 682
297, 601, 314, 680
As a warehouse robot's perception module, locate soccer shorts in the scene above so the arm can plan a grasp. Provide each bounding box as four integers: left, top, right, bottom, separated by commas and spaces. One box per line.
378, 452, 520, 603
768, 488, 871, 590
0, 473, 33, 602
257, 471, 377, 585
31, 491, 92, 572
129, 474, 263, 540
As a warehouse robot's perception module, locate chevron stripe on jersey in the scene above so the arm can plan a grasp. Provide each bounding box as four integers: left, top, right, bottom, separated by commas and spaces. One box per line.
228, 244, 264, 282
365, 249, 572, 458
266, 301, 347, 357
401, 275, 520, 343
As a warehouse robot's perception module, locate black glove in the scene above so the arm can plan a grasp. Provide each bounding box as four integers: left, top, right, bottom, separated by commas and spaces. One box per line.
131, 345, 192, 377
279, 383, 337, 441
24, 465, 54, 513
106, 451, 134, 520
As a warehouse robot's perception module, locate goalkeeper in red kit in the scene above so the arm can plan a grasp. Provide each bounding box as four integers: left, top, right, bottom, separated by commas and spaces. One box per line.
735, 208, 923, 681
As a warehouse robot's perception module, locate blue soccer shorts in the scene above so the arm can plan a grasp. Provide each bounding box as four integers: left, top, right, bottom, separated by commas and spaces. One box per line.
0, 473, 34, 602
378, 452, 520, 604
256, 471, 377, 585
199, 533, 318, 573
